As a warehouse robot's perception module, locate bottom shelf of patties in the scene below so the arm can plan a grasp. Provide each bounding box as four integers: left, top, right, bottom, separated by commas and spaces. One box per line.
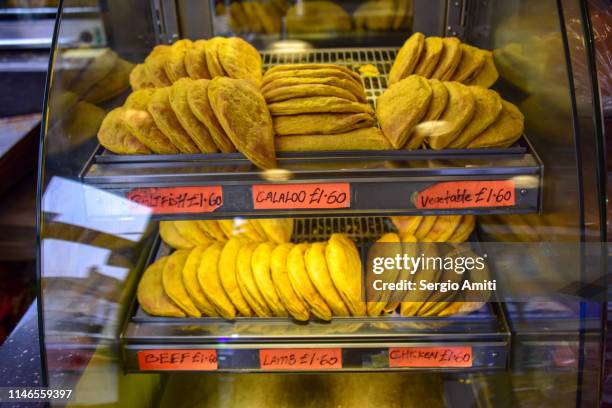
120, 219, 510, 373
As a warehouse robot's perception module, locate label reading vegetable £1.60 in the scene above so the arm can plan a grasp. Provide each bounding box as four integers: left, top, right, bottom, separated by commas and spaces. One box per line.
416, 180, 516, 209
252, 183, 350, 210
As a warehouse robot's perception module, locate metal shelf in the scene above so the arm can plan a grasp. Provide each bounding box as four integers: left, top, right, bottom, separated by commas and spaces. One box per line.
79, 47, 543, 219
120, 221, 511, 373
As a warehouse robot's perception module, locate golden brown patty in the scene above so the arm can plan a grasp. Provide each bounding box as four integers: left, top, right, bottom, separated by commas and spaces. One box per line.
208, 77, 276, 169
389, 32, 425, 84
273, 112, 374, 136
186, 79, 236, 153
377, 75, 432, 149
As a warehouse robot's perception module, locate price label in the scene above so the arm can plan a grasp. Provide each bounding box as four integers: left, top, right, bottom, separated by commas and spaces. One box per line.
137, 349, 218, 371
415, 180, 516, 209
126, 186, 223, 214
388, 346, 472, 368
252, 183, 350, 210
259, 348, 342, 370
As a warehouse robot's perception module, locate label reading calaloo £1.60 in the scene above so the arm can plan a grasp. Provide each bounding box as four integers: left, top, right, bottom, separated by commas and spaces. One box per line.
252, 183, 350, 210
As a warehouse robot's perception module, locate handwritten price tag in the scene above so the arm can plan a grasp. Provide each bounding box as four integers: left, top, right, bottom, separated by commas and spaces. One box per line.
259, 348, 342, 370
137, 349, 218, 371
388, 346, 472, 368
126, 186, 223, 214
416, 180, 515, 209
252, 183, 350, 210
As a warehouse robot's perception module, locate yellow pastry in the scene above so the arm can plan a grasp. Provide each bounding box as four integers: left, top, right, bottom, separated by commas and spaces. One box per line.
287, 243, 332, 321
305, 242, 350, 316
172, 221, 212, 245
148, 87, 200, 153
468, 51, 498, 88
185, 39, 211, 80
414, 216, 436, 240
270, 243, 310, 321
159, 221, 194, 249
389, 32, 425, 84
219, 238, 253, 316
198, 243, 236, 319
326, 234, 366, 316
447, 86, 503, 148
208, 77, 276, 169
197, 221, 228, 242
164, 39, 192, 83
162, 249, 201, 317
452, 44, 486, 83
236, 242, 273, 316
187, 79, 236, 153
414, 37, 444, 77
97, 107, 151, 154
255, 219, 293, 244
218, 36, 263, 86
183, 246, 218, 316
273, 113, 374, 136
169, 78, 218, 153
426, 81, 475, 149
431, 37, 462, 80
129, 63, 154, 90
366, 233, 401, 317
448, 215, 476, 243
268, 96, 374, 116
422, 215, 462, 242
252, 242, 288, 316
405, 78, 449, 149
275, 127, 392, 151
138, 257, 185, 317
468, 100, 524, 148
144, 45, 172, 87
377, 75, 432, 149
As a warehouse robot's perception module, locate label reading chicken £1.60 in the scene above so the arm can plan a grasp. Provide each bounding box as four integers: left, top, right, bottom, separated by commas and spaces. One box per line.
252, 183, 350, 210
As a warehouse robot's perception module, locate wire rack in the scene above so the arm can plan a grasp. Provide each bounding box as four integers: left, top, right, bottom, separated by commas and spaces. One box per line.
291, 216, 394, 244
261, 47, 399, 109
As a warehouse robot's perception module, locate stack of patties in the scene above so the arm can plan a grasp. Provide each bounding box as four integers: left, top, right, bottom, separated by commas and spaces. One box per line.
376, 75, 524, 149
263, 63, 390, 152
389, 32, 499, 88
138, 231, 367, 321
285, 1, 351, 34
159, 219, 295, 248
97, 76, 277, 168
390, 215, 476, 243
353, 0, 412, 32
366, 225, 489, 318
228, 0, 288, 35
60, 48, 133, 103
129, 36, 262, 90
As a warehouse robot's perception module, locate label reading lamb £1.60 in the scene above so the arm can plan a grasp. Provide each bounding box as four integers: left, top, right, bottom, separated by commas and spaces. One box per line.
259, 348, 342, 370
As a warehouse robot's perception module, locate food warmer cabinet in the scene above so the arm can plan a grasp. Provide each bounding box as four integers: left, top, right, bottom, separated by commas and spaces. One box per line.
36, 0, 607, 406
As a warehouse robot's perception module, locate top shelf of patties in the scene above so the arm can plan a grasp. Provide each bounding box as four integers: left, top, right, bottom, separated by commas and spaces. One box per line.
78, 41, 543, 219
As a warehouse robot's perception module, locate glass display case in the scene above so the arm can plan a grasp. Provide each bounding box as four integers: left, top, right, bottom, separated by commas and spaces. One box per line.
37, 0, 607, 406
